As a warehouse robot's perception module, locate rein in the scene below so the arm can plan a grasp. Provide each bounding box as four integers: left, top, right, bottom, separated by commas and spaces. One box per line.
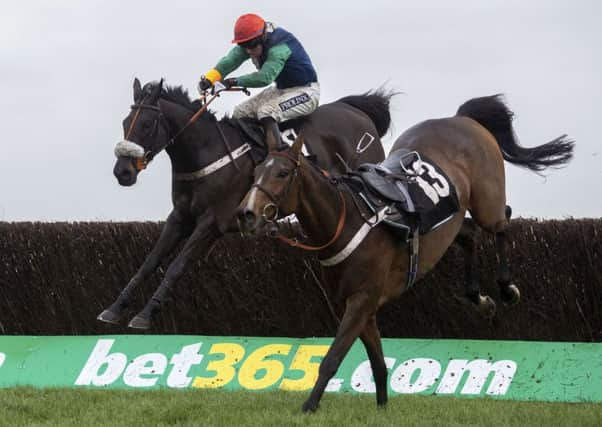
265, 151, 347, 252
277, 190, 347, 252
127, 86, 249, 171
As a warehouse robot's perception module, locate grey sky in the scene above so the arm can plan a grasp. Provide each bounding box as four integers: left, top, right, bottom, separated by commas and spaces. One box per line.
1, 1, 600, 221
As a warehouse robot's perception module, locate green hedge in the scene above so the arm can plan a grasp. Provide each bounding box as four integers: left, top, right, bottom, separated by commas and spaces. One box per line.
0, 219, 600, 341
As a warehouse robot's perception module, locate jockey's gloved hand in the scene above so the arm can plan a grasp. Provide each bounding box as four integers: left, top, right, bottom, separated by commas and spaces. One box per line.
197, 77, 212, 94
223, 77, 238, 89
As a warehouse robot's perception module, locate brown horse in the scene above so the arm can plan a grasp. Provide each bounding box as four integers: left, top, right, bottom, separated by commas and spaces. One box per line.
98, 79, 391, 329
236, 94, 573, 412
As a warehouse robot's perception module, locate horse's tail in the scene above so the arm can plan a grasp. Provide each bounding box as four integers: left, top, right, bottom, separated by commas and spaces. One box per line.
456, 94, 574, 172
337, 89, 394, 137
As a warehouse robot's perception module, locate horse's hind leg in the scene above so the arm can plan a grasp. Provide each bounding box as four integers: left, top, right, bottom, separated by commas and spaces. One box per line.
454, 218, 496, 319
359, 315, 388, 407
496, 206, 520, 305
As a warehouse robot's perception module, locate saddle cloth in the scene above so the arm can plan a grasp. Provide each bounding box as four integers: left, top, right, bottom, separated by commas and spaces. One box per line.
342, 149, 459, 240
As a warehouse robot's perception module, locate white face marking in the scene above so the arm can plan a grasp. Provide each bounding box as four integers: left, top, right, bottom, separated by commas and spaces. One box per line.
246, 158, 274, 212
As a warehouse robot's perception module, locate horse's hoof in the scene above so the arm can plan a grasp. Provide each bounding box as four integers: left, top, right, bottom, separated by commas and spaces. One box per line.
377, 399, 388, 408
128, 315, 151, 330
501, 284, 520, 306
97, 309, 122, 324
301, 400, 319, 413
476, 295, 496, 319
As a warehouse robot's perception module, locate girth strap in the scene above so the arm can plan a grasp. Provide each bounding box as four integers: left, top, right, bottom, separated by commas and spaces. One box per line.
319, 201, 421, 290
319, 207, 388, 266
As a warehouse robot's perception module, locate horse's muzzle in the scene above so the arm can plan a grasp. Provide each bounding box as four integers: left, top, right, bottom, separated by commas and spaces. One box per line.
113, 157, 138, 186
236, 208, 260, 235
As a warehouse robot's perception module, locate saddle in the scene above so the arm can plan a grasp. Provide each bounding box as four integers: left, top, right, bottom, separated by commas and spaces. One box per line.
342, 149, 459, 240
336, 150, 459, 290
356, 148, 422, 212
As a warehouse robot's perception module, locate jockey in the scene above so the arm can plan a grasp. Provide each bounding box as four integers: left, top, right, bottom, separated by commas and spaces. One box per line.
198, 13, 320, 151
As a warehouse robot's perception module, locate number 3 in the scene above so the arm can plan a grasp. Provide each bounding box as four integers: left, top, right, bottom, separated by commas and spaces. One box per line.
413, 161, 450, 204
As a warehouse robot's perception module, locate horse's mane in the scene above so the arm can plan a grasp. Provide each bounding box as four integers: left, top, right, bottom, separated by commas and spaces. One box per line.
156, 83, 237, 125
160, 85, 203, 112
141, 81, 213, 117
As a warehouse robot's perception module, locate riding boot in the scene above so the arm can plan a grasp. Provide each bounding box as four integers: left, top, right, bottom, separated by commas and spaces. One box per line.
260, 117, 282, 152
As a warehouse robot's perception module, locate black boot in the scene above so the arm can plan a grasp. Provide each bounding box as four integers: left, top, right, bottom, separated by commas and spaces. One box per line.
260, 117, 281, 151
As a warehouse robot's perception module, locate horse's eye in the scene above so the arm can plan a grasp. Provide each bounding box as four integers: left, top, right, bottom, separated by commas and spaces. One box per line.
277, 169, 290, 178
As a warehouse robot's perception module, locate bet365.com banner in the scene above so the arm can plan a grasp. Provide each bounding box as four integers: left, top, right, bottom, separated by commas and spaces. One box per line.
0, 336, 600, 402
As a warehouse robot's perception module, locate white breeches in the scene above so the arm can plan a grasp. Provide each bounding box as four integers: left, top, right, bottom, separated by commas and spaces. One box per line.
233, 82, 320, 122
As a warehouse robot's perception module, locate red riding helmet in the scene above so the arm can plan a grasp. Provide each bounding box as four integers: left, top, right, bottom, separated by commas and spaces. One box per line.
232, 13, 265, 44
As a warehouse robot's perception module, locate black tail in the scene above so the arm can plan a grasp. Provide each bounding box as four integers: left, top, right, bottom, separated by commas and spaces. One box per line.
456, 94, 574, 172
337, 89, 395, 137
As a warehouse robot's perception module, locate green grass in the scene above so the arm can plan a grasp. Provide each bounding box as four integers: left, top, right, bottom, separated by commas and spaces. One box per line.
0, 388, 600, 427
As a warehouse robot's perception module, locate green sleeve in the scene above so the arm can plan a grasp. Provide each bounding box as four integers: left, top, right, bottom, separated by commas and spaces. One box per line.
236, 43, 292, 88
214, 46, 250, 77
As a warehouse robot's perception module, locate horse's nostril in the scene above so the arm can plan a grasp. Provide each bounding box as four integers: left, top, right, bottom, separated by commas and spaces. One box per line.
244, 210, 256, 226
117, 169, 132, 181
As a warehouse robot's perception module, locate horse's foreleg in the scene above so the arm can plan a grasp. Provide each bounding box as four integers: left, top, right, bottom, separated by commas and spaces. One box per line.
302, 291, 375, 413
496, 206, 520, 305
128, 211, 221, 329
97, 210, 192, 324
359, 315, 388, 407
455, 218, 496, 319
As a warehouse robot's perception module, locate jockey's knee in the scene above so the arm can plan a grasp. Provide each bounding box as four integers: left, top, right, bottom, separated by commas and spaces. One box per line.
257, 106, 284, 123
232, 104, 255, 120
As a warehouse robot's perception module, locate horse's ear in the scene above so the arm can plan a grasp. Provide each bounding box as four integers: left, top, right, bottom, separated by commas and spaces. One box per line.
133, 78, 142, 102
291, 134, 305, 159
149, 78, 163, 104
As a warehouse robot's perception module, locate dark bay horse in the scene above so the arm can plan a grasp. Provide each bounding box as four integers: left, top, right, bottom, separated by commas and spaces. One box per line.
236, 94, 574, 412
98, 78, 391, 329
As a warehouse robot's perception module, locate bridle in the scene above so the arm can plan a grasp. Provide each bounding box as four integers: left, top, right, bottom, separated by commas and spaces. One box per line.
250, 151, 300, 219
252, 151, 348, 252
126, 99, 170, 171
125, 84, 250, 171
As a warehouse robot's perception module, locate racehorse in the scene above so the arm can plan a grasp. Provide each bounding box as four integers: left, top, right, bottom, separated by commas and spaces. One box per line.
98, 78, 392, 329
236, 94, 574, 412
